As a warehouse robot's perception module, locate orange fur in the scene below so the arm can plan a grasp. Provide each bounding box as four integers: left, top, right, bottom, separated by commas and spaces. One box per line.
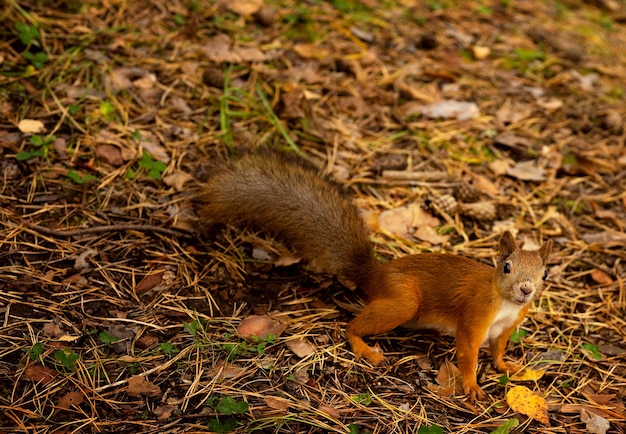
198, 152, 553, 401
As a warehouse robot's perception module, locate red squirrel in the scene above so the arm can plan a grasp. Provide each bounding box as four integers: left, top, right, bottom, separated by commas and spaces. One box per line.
197, 151, 552, 401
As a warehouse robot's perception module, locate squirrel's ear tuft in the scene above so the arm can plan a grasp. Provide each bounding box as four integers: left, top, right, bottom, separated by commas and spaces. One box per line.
539, 239, 553, 264
499, 230, 517, 261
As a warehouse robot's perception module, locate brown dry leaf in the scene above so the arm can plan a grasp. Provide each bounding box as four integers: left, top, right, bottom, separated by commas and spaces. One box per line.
435, 360, 462, 396
580, 408, 610, 434
135, 270, 164, 294
264, 396, 290, 412
488, 159, 512, 176
472, 174, 501, 196
57, 391, 84, 410
418, 100, 480, 121
127, 375, 161, 397
413, 225, 449, 245
154, 404, 178, 420
590, 269, 613, 285
496, 100, 531, 124
163, 172, 193, 192
274, 255, 302, 267
286, 338, 315, 358
378, 205, 414, 238
506, 160, 546, 181
582, 230, 626, 247
139, 131, 170, 163
506, 385, 550, 425
494, 133, 534, 150
42, 322, 64, 338
293, 43, 331, 59
96, 144, 124, 166
237, 315, 286, 340
318, 404, 340, 419
135, 335, 159, 349
207, 361, 246, 379
23, 365, 57, 384
510, 368, 546, 382
18, 119, 46, 134
223, 0, 263, 15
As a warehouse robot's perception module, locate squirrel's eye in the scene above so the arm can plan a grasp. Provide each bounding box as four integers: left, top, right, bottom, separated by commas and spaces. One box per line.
542, 270, 548, 280
504, 262, 511, 274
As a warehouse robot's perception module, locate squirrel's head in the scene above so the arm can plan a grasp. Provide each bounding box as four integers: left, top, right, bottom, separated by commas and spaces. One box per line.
495, 231, 553, 305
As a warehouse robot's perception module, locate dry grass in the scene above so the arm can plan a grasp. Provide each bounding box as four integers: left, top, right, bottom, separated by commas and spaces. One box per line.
1, 0, 625, 433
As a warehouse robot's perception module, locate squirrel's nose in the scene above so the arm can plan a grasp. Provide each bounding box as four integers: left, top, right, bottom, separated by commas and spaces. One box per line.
520, 283, 533, 296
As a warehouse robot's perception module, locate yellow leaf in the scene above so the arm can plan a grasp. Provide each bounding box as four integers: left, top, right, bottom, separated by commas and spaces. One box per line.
506, 385, 550, 425
511, 368, 546, 382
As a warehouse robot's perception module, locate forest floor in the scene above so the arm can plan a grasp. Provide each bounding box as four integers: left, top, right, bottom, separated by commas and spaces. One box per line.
1, 0, 626, 433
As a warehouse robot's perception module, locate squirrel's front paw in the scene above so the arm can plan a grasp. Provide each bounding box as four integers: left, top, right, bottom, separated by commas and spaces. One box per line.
495, 360, 524, 374
356, 346, 386, 366
463, 383, 486, 402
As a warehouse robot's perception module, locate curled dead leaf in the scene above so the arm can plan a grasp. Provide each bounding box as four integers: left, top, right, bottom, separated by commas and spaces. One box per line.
18, 119, 46, 134
506, 160, 546, 182
237, 315, 286, 340
264, 396, 290, 412
580, 408, 610, 434
135, 269, 164, 294
590, 269, 613, 285
23, 365, 57, 385
57, 391, 84, 410
506, 385, 550, 425
286, 338, 315, 358
127, 375, 161, 397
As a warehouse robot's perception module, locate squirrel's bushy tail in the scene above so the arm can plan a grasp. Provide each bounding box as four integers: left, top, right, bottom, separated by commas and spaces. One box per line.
197, 151, 380, 287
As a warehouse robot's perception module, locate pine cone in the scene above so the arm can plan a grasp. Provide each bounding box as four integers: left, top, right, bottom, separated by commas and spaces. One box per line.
422, 194, 458, 216
458, 202, 497, 221
453, 182, 481, 203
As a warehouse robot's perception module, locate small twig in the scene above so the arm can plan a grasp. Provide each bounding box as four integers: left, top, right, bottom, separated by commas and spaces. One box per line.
24, 222, 193, 239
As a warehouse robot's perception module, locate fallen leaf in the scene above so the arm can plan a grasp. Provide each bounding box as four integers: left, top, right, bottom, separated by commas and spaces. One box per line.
237, 315, 286, 340
286, 338, 315, 358
74, 249, 98, 269
154, 404, 178, 420
293, 43, 331, 59
318, 404, 340, 419
207, 361, 246, 379
506, 385, 550, 425
264, 396, 289, 411
57, 391, 84, 410
580, 408, 610, 434
23, 365, 58, 384
582, 231, 626, 248
506, 160, 546, 181
418, 100, 480, 121
496, 100, 531, 124
510, 368, 545, 382
138, 131, 170, 163
413, 225, 449, 245
472, 45, 490, 59
18, 119, 46, 134
222, 0, 263, 15
42, 322, 65, 338
435, 360, 462, 396
494, 133, 534, 150
96, 144, 124, 166
162, 172, 193, 191
274, 255, 302, 267
135, 335, 160, 349
127, 375, 160, 397
135, 270, 164, 294
590, 269, 613, 285
378, 205, 415, 238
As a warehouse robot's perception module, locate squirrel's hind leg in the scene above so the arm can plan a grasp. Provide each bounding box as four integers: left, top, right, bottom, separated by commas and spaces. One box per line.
346, 296, 419, 366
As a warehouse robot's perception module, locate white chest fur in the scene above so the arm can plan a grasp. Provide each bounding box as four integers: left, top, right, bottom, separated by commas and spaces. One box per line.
484, 299, 524, 344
